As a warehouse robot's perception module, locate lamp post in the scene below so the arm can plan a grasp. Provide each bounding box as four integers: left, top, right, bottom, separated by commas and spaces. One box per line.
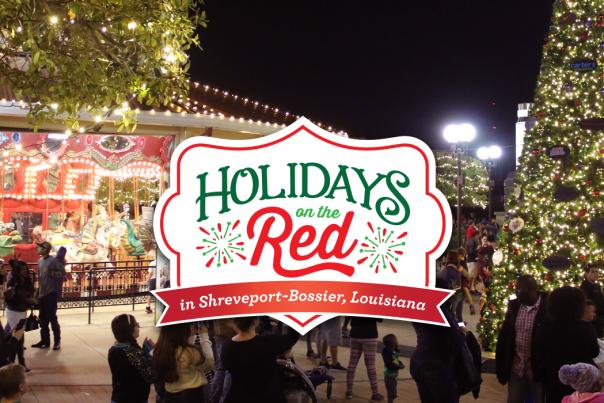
444, 123, 476, 249
477, 145, 502, 220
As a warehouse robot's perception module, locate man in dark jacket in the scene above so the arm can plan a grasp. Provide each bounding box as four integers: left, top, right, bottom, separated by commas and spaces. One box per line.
496, 275, 547, 403
580, 264, 604, 337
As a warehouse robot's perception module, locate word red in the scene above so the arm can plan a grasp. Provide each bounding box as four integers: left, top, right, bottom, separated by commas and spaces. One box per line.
247, 206, 356, 277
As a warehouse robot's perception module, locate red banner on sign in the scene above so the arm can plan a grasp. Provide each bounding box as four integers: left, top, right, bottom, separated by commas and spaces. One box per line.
153, 281, 453, 327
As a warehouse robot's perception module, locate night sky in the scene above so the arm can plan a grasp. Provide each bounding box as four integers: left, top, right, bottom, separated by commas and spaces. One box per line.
190, 0, 555, 209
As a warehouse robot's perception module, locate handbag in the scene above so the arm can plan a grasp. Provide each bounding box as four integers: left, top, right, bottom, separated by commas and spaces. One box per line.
24, 310, 40, 332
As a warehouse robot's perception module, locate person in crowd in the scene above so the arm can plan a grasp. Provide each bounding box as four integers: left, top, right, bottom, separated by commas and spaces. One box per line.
410, 278, 465, 403
543, 286, 599, 403
476, 236, 494, 312
305, 329, 319, 359
318, 317, 346, 371
496, 275, 548, 403
382, 333, 404, 403
3, 260, 34, 370
440, 251, 463, 321
0, 320, 23, 367
108, 314, 156, 403
486, 217, 499, 241
31, 241, 65, 351
210, 320, 235, 403
466, 219, 477, 245
466, 233, 480, 293
457, 248, 476, 317
581, 264, 604, 338
153, 322, 214, 402
559, 363, 604, 403
222, 316, 299, 403
0, 363, 27, 403
146, 254, 157, 314
583, 300, 600, 336
345, 317, 384, 401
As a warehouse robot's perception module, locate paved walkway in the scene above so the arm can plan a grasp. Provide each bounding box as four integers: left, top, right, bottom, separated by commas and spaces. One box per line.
1, 302, 506, 402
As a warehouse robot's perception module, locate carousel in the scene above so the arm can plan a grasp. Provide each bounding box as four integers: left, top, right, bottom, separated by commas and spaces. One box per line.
0, 131, 172, 265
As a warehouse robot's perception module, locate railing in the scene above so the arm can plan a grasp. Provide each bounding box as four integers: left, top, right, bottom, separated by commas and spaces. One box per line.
2, 260, 156, 324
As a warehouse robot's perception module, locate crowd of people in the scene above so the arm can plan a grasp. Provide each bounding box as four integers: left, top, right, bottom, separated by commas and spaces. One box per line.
3, 221, 604, 402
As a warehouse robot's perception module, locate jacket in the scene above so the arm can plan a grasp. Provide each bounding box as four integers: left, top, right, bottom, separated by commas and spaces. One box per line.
495, 292, 549, 385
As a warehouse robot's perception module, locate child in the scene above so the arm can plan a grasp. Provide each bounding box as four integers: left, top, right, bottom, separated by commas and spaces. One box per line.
0, 363, 27, 403
381, 334, 405, 403
559, 363, 604, 402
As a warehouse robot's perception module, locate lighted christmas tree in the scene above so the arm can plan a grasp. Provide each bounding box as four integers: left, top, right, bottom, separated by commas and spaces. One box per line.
478, 0, 604, 351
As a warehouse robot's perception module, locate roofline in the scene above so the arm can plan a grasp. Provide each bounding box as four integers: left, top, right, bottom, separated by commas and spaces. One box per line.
0, 100, 290, 136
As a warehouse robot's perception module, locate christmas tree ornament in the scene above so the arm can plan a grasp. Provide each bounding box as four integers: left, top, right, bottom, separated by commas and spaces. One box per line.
509, 217, 525, 233
543, 255, 571, 271
554, 184, 581, 201
525, 116, 537, 130
560, 12, 576, 24
547, 145, 570, 159
578, 208, 587, 217
544, 272, 554, 282
590, 217, 604, 236
492, 249, 503, 265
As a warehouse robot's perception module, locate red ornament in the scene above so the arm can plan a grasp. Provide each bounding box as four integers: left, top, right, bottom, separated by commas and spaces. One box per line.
593, 191, 601, 197
535, 112, 545, 119
578, 208, 587, 217
536, 238, 543, 245
600, 149, 604, 155
586, 179, 593, 185
575, 99, 582, 107
578, 31, 589, 41
579, 254, 587, 261
553, 174, 561, 181
545, 272, 554, 282
513, 248, 520, 255
532, 149, 541, 155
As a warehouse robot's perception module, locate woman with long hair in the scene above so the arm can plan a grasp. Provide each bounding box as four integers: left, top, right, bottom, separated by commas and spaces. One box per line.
108, 314, 156, 403
3, 259, 34, 370
152, 322, 214, 402
222, 317, 299, 403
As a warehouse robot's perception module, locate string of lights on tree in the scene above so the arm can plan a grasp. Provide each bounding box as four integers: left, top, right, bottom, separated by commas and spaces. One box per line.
478, 0, 604, 351
435, 152, 489, 209
0, 0, 206, 132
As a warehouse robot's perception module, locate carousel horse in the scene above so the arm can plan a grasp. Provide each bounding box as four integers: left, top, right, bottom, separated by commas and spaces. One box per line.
0, 223, 22, 257
37, 207, 114, 264
120, 219, 146, 257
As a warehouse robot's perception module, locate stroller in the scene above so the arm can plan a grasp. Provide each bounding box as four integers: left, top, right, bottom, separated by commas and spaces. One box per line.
278, 358, 334, 402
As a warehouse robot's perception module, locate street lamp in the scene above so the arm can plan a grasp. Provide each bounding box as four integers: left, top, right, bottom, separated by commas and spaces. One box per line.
477, 145, 502, 220
444, 123, 476, 249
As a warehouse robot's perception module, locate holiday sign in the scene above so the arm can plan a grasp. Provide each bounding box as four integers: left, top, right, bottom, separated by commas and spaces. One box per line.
153, 118, 452, 333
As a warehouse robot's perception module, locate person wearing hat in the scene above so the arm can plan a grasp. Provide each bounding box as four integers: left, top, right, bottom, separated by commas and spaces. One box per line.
31, 241, 65, 351
559, 363, 604, 402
